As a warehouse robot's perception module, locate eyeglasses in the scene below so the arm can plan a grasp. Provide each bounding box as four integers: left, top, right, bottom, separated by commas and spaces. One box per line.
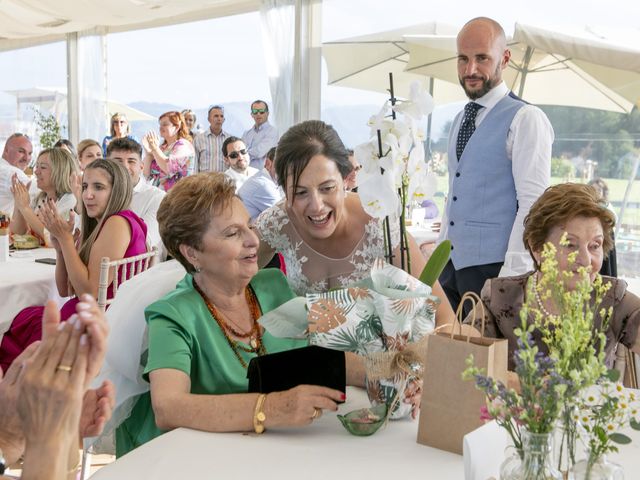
251, 108, 267, 115
227, 149, 248, 159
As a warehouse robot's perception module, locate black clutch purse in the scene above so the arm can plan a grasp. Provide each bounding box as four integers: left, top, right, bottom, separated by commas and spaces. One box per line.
247, 345, 346, 398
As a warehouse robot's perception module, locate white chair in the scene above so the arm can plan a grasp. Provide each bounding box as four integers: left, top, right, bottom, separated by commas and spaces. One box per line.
97, 247, 159, 311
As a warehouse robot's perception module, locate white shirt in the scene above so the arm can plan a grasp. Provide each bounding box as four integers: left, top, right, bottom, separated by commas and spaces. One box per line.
440, 82, 554, 277
224, 166, 259, 192
0, 158, 29, 214
131, 177, 166, 260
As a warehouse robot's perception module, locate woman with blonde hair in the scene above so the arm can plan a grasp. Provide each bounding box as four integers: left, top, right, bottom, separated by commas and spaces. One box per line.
77, 139, 103, 170
0, 159, 148, 372
102, 113, 137, 156
142, 111, 194, 191
10, 147, 78, 243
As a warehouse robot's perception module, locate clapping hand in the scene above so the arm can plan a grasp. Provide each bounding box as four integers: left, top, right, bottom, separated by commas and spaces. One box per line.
0, 343, 40, 466
10, 174, 31, 212
142, 131, 160, 153
17, 302, 89, 455
40, 198, 74, 246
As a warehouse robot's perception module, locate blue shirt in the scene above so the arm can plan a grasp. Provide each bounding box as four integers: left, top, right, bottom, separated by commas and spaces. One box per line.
237, 168, 283, 220
242, 122, 278, 169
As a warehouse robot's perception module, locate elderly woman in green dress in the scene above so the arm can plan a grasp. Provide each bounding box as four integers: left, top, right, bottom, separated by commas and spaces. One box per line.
117, 173, 362, 456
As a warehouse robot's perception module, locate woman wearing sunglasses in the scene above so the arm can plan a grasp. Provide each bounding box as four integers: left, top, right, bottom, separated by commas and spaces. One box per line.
102, 113, 138, 157
222, 137, 258, 192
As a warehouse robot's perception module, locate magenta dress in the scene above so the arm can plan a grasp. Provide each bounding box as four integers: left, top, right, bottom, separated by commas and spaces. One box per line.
0, 210, 147, 373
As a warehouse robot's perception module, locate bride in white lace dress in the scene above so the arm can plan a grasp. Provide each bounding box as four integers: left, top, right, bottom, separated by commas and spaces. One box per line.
255, 120, 455, 326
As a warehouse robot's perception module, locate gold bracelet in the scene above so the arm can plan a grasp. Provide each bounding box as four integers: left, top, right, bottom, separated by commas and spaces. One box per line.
253, 393, 267, 434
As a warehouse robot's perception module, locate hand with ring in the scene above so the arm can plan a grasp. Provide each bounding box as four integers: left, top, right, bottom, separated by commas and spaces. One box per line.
17, 300, 90, 479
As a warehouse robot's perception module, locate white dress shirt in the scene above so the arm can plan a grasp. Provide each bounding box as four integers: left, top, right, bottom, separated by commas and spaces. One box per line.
0, 158, 29, 214
224, 166, 259, 192
440, 82, 554, 276
131, 177, 166, 260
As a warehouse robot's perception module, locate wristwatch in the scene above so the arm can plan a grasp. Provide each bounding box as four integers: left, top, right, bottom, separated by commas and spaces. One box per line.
0, 447, 6, 475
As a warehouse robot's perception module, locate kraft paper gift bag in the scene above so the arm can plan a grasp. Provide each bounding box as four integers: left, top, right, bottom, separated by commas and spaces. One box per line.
416, 292, 508, 455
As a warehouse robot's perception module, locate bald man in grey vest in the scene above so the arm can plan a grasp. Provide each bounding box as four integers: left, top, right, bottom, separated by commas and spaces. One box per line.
438, 17, 553, 314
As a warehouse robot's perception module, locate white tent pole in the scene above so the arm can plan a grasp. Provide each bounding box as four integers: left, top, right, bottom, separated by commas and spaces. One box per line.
293, 0, 322, 123
66, 32, 80, 145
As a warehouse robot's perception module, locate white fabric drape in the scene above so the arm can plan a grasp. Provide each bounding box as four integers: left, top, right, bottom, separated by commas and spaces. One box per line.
77, 33, 108, 141
260, 0, 296, 133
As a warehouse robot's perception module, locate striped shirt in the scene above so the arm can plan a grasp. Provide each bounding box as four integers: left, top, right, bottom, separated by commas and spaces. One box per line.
192, 129, 231, 173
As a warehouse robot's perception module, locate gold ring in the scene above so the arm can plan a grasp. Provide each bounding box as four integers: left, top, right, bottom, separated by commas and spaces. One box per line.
311, 407, 321, 420
56, 365, 72, 372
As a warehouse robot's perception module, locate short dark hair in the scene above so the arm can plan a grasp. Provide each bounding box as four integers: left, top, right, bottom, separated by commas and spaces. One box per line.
222, 136, 243, 157
208, 104, 224, 115
274, 120, 350, 194
53, 139, 76, 157
251, 100, 269, 112
107, 137, 143, 159
266, 147, 276, 162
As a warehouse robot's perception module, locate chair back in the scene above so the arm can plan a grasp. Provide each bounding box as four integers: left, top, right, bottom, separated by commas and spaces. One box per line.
97, 246, 158, 311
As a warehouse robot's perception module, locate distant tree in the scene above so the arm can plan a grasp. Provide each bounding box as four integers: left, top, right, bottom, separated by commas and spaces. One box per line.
551, 157, 575, 180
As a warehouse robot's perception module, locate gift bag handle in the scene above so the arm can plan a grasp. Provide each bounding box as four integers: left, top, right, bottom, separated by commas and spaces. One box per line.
452, 291, 486, 342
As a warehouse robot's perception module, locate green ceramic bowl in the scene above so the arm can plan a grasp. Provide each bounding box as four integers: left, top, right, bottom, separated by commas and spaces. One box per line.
337, 404, 388, 436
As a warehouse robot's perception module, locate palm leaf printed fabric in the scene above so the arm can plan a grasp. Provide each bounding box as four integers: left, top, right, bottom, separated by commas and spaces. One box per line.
305, 259, 439, 418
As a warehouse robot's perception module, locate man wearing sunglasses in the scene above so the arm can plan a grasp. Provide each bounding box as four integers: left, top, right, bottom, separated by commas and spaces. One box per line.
222, 136, 258, 192
241, 100, 278, 170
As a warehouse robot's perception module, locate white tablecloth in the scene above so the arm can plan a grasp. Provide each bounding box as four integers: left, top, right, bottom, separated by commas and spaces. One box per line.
0, 248, 68, 337
407, 224, 440, 245
91, 387, 464, 479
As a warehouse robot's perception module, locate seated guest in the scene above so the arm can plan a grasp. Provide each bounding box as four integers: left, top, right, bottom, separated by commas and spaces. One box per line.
254, 120, 455, 325
343, 149, 360, 192
0, 159, 147, 372
222, 136, 258, 192
10, 148, 78, 243
102, 113, 138, 156
465, 183, 640, 370
0, 295, 114, 478
142, 111, 194, 192
77, 139, 103, 171
238, 146, 283, 221
108, 138, 166, 259
116, 173, 350, 456
0, 133, 32, 214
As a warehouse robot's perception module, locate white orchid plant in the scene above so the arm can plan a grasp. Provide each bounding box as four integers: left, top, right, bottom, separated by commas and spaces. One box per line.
354, 80, 438, 273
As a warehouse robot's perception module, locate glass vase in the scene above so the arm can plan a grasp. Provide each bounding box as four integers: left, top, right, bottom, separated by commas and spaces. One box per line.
499, 446, 522, 480
510, 429, 563, 480
555, 408, 582, 477
570, 455, 624, 480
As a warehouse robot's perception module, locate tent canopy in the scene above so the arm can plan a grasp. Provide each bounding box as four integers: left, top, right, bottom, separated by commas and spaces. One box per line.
404, 23, 640, 113
5, 86, 155, 121
0, 0, 259, 51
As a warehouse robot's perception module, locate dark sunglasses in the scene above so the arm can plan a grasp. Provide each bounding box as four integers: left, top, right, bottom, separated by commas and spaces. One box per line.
227, 149, 248, 159
251, 108, 267, 114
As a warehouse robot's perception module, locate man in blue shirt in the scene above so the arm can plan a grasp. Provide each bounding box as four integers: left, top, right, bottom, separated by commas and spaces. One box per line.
238, 147, 283, 221
241, 100, 279, 170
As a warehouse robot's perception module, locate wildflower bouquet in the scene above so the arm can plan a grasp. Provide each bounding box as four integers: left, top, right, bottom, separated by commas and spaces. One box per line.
463, 325, 567, 452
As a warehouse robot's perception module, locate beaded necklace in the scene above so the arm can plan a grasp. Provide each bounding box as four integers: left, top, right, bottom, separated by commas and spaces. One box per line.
531, 273, 554, 318
193, 281, 266, 369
